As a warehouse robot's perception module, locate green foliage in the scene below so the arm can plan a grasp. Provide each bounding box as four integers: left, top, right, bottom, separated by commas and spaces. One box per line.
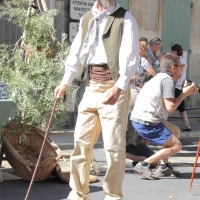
0, 0, 71, 128
0, 0, 58, 48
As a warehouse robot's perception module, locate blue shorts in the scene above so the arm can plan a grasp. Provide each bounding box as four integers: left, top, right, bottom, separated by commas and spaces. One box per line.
131, 121, 172, 145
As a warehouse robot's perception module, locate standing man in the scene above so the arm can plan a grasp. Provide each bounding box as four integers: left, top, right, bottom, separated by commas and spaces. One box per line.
55, 0, 139, 199
131, 54, 198, 180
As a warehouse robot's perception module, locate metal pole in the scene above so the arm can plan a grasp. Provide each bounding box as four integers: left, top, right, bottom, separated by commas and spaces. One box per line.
189, 139, 200, 191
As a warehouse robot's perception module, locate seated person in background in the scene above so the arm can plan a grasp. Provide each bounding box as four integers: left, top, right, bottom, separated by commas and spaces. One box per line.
131, 53, 199, 180
147, 37, 163, 73
139, 37, 152, 65
126, 72, 159, 168
139, 37, 148, 44
137, 41, 157, 76
130, 40, 156, 85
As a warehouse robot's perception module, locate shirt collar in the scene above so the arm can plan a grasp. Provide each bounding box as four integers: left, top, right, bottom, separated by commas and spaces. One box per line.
160, 71, 173, 77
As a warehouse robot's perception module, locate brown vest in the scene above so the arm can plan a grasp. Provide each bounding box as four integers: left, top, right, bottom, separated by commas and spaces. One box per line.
81, 7, 126, 81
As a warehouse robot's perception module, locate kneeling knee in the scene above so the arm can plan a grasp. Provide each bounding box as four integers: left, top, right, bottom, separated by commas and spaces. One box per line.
175, 141, 182, 152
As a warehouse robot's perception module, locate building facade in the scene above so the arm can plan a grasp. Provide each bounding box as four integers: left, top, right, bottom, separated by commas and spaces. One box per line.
55, 0, 200, 107
1, 0, 200, 107
128, 0, 200, 107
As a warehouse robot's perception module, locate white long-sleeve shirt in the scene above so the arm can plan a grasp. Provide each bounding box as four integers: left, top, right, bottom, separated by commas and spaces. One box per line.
61, 3, 139, 91
175, 56, 187, 90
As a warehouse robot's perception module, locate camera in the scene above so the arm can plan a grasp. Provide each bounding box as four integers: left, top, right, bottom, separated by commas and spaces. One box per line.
183, 80, 200, 93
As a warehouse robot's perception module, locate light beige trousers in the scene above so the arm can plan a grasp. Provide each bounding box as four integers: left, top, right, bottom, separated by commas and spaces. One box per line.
67, 80, 130, 200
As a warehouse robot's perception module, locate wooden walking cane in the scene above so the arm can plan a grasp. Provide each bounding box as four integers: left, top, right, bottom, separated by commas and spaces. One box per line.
189, 139, 200, 191
24, 97, 59, 200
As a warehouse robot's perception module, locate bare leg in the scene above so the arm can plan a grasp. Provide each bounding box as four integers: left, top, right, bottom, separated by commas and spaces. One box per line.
144, 122, 181, 164
179, 111, 190, 127
163, 121, 180, 139
144, 134, 182, 164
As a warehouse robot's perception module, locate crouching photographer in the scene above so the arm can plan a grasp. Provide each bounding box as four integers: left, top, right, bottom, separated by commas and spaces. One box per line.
131, 53, 199, 180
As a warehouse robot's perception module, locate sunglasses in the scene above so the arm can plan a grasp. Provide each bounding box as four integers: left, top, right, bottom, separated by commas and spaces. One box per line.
150, 38, 161, 45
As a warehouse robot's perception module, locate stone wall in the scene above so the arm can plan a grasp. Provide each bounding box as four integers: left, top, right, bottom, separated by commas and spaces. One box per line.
129, 0, 162, 40
1, 0, 200, 107
190, 0, 200, 107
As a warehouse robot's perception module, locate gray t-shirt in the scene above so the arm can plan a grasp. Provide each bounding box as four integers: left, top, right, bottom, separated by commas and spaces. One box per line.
161, 76, 175, 99
131, 73, 175, 124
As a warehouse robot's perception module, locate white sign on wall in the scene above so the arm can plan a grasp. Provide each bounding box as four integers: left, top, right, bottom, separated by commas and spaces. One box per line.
70, 0, 95, 20
69, 22, 79, 43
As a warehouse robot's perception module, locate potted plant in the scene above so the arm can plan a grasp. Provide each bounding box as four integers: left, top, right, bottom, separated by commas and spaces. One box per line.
0, 0, 78, 182
0, 0, 76, 129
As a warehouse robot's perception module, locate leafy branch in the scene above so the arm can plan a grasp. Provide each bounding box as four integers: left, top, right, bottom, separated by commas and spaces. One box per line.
0, 0, 74, 129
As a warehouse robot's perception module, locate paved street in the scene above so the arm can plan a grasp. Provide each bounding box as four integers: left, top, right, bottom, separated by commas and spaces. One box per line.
1, 112, 200, 200
1, 136, 200, 200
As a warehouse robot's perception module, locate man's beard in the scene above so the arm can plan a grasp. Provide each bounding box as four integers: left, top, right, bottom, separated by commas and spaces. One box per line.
100, 0, 116, 7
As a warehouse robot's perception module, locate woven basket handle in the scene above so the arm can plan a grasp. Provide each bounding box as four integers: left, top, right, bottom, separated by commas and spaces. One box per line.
25, 165, 32, 172
40, 157, 57, 166
3, 137, 32, 172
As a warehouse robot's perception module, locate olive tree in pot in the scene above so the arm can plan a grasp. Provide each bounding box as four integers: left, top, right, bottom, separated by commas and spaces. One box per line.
0, 0, 75, 130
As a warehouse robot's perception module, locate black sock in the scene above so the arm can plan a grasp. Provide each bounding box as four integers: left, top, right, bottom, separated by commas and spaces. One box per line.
141, 161, 149, 166
160, 164, 167, 169
165, 163, 169, 167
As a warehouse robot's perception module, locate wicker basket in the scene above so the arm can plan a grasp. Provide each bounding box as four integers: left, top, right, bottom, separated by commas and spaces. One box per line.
1, 121, 62, 181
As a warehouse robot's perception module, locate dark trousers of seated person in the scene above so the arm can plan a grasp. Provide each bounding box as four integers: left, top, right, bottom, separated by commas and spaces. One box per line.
126, 143, 154, 158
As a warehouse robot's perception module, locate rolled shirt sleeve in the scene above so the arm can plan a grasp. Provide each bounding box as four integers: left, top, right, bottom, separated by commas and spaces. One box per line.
141, 57, 151, 70
114, 11, 139, 91
61, 18, 83, 86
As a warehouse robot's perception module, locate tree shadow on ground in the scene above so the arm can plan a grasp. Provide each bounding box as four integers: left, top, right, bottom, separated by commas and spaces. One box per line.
0, 176, 103, 200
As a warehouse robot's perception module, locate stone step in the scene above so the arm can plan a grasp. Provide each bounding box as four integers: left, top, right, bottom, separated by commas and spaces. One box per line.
169, 108, 200, 122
